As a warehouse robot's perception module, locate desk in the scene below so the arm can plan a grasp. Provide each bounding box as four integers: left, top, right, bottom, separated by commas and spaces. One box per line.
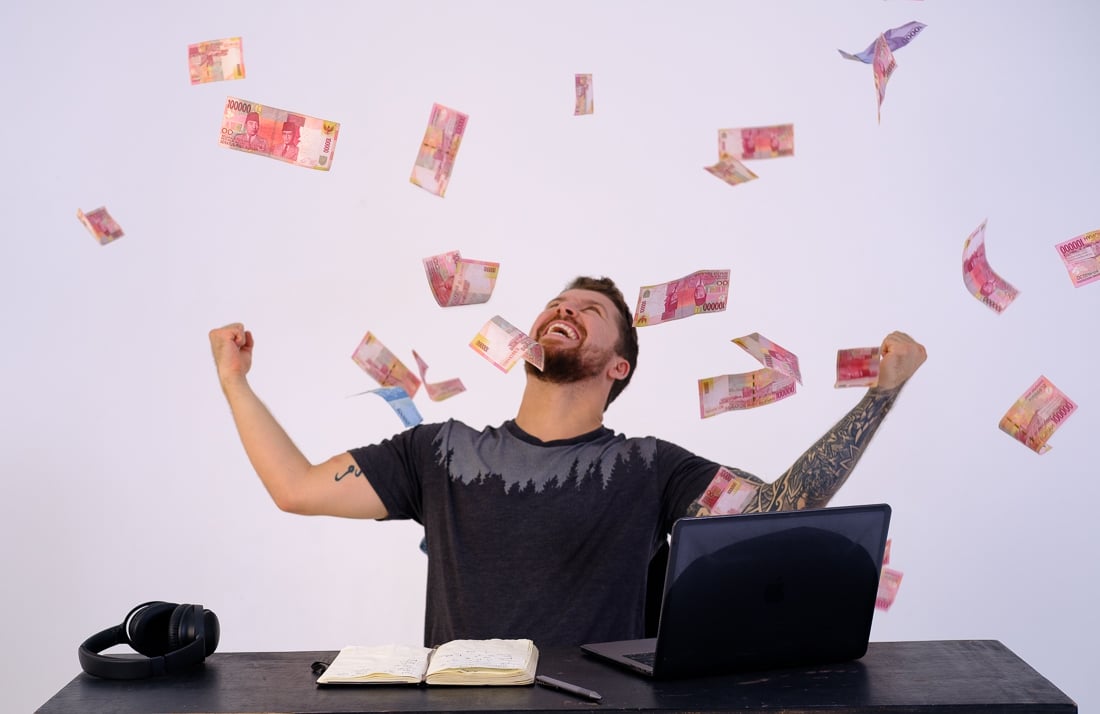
37, 640, 1076, 713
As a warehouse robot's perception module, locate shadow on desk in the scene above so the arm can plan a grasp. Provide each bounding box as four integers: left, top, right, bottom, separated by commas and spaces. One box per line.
37, 640, 1077, 713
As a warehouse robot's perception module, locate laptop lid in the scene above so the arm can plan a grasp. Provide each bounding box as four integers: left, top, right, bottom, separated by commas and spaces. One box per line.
582, 503, 891, 679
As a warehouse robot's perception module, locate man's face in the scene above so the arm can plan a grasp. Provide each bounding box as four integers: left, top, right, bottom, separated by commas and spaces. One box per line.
246, 120, 258, 135
525, 289, 623, 384
283, 130, 293, 143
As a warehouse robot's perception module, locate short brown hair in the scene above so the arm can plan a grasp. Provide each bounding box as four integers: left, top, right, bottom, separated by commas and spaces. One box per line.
565, 276, 638, 409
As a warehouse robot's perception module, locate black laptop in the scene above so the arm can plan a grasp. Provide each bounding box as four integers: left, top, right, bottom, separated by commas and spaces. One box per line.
581, 503, 891, 679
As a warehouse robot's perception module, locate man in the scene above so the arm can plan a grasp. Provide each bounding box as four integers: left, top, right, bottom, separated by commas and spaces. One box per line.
232, 111, 268, 152
209, 276, 926, 648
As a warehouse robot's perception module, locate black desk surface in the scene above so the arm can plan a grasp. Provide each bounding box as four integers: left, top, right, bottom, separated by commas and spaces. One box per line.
37, 639, 1077, 713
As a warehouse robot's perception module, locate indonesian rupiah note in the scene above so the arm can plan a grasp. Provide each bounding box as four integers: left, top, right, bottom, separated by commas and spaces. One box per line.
77, 207, 124, 245
872, 34, 896, 123
412, 350, 466, 402
704, 158, 758, 187
1055, 230, 1100, 287
423, 251, 499, 306
574, 74, 593, 115
410, 103, 468, 197
835, 347, 880, 388
998, 375, 1077, 454
698, 369, 797, 418
633, 270, 730, 327
687, 466, 760, 516
188, 37, 245, 84
839, 21, 926, 63
732, 333, 802, 384
718, 124, 794, 161
219, 97, 339, 170
363, 387, 423, 428
876, 567, 903, 611
962, 220, 1019, 313
470, 316, 544, 373
351, 332, 422, 398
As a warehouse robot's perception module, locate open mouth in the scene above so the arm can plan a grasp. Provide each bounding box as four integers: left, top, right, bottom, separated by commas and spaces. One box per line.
542, 320, 581, 341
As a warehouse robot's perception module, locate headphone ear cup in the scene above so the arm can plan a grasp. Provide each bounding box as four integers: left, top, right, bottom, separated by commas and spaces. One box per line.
168, 604, 199, 651
202, 608, 221, 656
127, 601, 177, 657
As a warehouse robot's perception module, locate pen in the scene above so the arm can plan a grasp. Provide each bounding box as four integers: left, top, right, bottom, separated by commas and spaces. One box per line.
535, 674, 602, 702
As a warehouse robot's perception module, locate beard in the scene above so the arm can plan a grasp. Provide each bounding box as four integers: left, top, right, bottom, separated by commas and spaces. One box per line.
525, 341, 611, 384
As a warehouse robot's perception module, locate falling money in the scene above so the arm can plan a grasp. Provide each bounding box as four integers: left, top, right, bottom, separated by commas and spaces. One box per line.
1054, 230, 1100, 287
188, 37, 245, 85
704, 158, 758, 187
219, 97, 340, 170
423, 251, 500, 306
733, 333, 803, 385
686, 466, 760, 517
574, 73, 593, 115
76, 207, 124, 245
876, 568, 903, 611
872, 34, 896, 123
718, 124, 794, 161
470, 316, 544, 373
633, 270, 730, 327
835, 347, 880, 388
962, 219, 1019, 313
410, 103, 469, 197
363, 387, 423, 428
838, 21, 926, 63
698, 369, 797, 418
412, 350, 466, 402
351, 332, 422, 398
998, 375, 1077, 454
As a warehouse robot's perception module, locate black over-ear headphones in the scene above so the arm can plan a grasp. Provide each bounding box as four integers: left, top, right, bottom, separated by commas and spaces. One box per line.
78, 601, 220, 679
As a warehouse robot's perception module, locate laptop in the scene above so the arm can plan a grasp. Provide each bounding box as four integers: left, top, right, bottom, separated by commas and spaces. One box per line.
581, 503, 891, 679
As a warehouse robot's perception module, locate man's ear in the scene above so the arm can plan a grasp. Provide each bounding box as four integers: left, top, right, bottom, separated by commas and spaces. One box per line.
608, 356, 630, 382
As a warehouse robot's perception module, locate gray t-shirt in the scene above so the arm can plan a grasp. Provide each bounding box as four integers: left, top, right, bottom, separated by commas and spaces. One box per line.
351, 419, 720, 648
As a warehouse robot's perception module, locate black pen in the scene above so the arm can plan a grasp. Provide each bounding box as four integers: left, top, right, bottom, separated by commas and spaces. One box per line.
535, 674, 602, 702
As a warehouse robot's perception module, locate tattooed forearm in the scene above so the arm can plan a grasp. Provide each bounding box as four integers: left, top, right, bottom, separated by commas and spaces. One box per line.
738, 386, 902, 514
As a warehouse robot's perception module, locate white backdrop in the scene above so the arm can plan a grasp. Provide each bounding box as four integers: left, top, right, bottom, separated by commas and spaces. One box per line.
3, 1, 1097, 711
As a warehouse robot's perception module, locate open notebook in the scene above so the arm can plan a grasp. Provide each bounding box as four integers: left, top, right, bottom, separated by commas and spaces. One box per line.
316, 638, 538, 686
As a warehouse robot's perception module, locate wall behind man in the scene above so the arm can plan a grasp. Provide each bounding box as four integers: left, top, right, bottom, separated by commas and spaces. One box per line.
2, 1, 1096, 711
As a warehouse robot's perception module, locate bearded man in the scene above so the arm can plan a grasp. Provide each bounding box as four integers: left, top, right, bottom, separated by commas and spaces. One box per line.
208, 276, 926, 648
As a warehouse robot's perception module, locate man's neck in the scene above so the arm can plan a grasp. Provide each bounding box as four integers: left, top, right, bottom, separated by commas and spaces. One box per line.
514, 378, 607, 442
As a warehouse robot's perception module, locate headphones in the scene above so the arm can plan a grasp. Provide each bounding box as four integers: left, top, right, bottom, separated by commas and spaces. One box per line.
78, 601, 220, 679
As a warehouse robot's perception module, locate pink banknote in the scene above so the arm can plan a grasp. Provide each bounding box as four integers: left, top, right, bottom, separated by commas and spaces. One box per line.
634, 270, 730, 327
962, 220, 1019, 314
410, 103, 468, 197
835, 347, 880, 388
998, 375, 1077, 454
690, 466, 760, 516
351, 332, 422, 398
77, 207, 124, 245
423, 251, 500, 307
698, 369, 797, 418
876, 567, 903, 611
872, 34, 896, 123
412, 350, 466, 402
469, 316, 544, 373
574, 74, 593, 115
219, 97, 339, 170
718, 124, 794, 161
188, 37, 245, 85
704, 158, 758, 187
1055, 230, 1100, 287
733, 333, 802, 385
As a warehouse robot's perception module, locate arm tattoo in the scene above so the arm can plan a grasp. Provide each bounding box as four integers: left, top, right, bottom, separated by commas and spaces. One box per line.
334, 464, 365, 482
689, 386, 903, 516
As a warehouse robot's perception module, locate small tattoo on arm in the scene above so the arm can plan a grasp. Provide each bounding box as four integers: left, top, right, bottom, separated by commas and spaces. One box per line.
334, 464, 365, 482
